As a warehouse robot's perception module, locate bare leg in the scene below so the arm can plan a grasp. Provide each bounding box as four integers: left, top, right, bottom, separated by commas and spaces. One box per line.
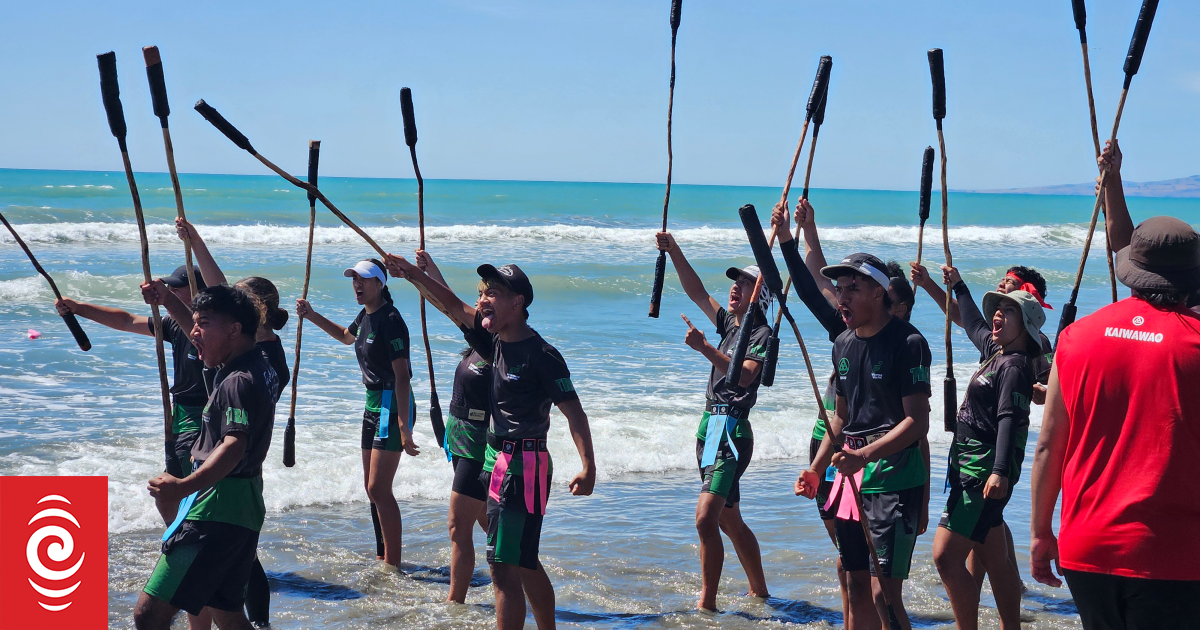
521, 563, 557, 629
448, 491, 487, 603
362, 449, 383, 559
188, 609, 212, 630
133, 592, 179, 630
822, 518, 850, 629
871, 576, 912, 630
695, 492, 726, 611
967, 548, 986, 594
718, 502, 769, 598
846, 570, 882, 630
209, 608, 254, 630
933, 526, 979, 630
367, 449, 404, 566
978, 525, 1023, 630
1003, 521, 1025, 591
491, 562, 527, 630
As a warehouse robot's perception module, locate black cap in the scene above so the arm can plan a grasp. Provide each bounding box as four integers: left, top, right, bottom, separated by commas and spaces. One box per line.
161, 265, 205, 290
820, 253, 891, 288
477, 264, 534, 307
1115, 216, 1200, 293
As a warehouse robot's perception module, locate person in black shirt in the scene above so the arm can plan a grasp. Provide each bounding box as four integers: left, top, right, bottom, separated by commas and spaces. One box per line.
55, 265, 208, 480
932, 266, 1042, 630
654, 231, 772, 612
297, 259, 418, 569
797, 252, 932, 630
385, 253, 595, 630
136, 285, 277, 630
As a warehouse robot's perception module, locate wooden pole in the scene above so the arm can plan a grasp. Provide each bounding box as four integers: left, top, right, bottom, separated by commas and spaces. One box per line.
0, 212, 91, 350
650, 0, 684, 319
284, 140, 320, 468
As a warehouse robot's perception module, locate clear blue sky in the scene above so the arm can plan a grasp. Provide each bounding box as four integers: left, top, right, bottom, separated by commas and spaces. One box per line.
2, 1, 1196, 190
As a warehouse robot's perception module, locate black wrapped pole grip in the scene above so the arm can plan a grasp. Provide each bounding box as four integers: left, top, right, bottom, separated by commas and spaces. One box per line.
649, 251, 666, 318
1072, 0, 1087, 33
400, 87, 418, 148
813, 88, 829, 128
283, 417, 296, 467
943, 377, 957, 433
143, 46, 170, 121
194, 100, 255, 154
670, 0, 682, 32
737, 204, 783, 295
430, 391, 446, 447
1123, 0, 1160, 84
1055, 302, 1078, 344
307, 140, 321, 204
760, 330, 780, 387
97, 52, 127, 142
928, 48, 946, 121
919, 146, 935, 225
62, 312, 92, 351
806, 56, 833, 120
725, 301, 759, 387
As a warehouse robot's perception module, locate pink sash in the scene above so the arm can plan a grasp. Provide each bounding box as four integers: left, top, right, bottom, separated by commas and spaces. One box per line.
823, 467, 864, 521
488, 439, 550, 516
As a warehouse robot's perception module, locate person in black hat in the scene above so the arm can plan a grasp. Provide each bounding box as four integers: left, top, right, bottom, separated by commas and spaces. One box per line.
384, 251, 596, 630
1031, 212, 1200, 629
654, 230, 772, 612
56, 264, 209, 480
797, 252, 932, 630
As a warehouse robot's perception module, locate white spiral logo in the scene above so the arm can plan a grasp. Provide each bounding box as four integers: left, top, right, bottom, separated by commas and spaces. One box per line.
26, 495, 85, 612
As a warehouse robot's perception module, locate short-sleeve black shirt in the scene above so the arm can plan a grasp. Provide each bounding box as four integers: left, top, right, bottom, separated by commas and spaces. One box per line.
347, 303, 411, 390
257, 338, 290, 403
464, 311, 578, 440
190, 347, 279, 478
832, 316, 932, 438
150, 316, 208, 408
705, 307, 772, 409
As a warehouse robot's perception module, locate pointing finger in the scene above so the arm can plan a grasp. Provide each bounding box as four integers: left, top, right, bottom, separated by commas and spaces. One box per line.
680, 314, 696, 330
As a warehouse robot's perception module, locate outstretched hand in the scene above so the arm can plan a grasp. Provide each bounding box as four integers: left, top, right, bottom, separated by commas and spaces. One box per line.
141, 279, 170, 306
909, 262, 934, 289
295, 298, 312, 319
681, 314, 707, 352
383, 253, 414, 279
54, 297, 78, 317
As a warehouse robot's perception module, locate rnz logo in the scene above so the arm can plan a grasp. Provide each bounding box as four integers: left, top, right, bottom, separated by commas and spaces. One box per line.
0, 476, 107, 630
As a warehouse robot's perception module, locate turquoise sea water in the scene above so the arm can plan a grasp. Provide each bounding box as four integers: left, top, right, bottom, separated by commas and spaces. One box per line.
4, 168, 1198, 628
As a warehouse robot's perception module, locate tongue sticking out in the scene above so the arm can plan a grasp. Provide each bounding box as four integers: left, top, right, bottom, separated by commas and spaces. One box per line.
481, 314, 495, 330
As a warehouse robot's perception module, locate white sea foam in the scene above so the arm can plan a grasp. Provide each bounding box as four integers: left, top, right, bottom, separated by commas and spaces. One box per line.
0, 221, 1098, 247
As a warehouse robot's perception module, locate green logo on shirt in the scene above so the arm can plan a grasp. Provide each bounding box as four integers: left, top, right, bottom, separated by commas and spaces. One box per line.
910, 366, 930, 384
838, 358, 850, 376
749, 344, 766, 359
1012, 391, 1030, 411
226, 408, 248, 427
555, 378, 575, 393
390, 338, 405, 351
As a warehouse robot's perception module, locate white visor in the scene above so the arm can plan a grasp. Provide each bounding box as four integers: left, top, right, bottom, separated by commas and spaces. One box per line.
343, 260, 387, 285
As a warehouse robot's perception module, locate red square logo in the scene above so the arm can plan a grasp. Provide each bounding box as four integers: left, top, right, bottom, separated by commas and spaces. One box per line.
0, 477, 107, 630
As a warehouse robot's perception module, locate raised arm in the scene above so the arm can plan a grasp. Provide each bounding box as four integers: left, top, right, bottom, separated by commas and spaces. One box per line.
294, 299, 355, 345
656, 232, 720, 326
556, 398, 597, 497
176, 217, 227, 287
55, 298, 150, 336
142, 279, 194, 339
945, 266, 991, 353
910, 262, 962, 327
384, 254, 473, 330
773, 202, 845, 341
1099, 139, 1134, 254
795, 199, 836, 305
413, 249, 448, 288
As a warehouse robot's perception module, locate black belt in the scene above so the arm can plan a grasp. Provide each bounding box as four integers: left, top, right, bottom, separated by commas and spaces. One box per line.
449, 403, 489, 423
705, 400, 750, 421
488, 431, 548, 450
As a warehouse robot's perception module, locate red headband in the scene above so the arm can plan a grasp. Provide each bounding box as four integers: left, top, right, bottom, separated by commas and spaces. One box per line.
1006, 272, 1053, 309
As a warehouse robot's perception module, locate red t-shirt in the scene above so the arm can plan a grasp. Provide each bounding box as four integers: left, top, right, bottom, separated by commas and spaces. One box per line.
1054, 297, 1200, 580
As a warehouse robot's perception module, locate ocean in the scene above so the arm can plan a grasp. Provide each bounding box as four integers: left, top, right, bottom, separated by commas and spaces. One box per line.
4, 167, 1198, 628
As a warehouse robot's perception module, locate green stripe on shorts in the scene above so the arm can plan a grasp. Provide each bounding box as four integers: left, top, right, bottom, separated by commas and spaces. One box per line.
491, 508, 527, 567
143, 543, 201, 603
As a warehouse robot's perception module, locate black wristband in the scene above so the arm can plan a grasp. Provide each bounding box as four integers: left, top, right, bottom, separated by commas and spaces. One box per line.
952, 280, 969, 297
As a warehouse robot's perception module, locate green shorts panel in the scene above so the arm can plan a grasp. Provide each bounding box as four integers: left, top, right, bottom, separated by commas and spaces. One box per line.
143, 520, 259, 616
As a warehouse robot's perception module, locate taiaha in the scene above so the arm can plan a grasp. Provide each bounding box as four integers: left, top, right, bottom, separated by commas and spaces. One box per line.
399, 87, 446, 452
0, 213, 91, 351
1071, 0, 1119, 304
98, 52, 173, 441
142, 46, 199, 298
192, 99, 450, 314
915, 146, 935, 265
929, 47, 956, 433
757, 57, 832, 387
284, 140, 320, 468
1057, 0, 1159, 340
844, 468, 905, 630
649, 0, 684, 319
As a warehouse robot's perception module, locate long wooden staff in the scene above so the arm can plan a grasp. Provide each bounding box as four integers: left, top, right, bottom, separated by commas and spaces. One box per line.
1071, 0, 1118, 303
399, 87, 446, 450
0, 213, 91, 350
192, 99, 450, 316
1057, 0, 1159, 339
775, 56, 832, 220
284, 140, 320, 468
98, 52, 173, 441
929, 47, 956, 433
915, 146, 935, 265
142, 46, 198, 298
649, 0, 683, 319
844, 469, 904, 630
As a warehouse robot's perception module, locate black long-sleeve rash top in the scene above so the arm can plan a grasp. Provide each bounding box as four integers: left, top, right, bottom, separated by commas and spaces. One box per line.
952, 281, 1034, 483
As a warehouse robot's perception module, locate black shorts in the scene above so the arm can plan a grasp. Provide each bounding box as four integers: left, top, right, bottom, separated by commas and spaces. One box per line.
810, 437, 835, 521
360, 393, 415, 451
1064, 569, 1200, 630
483, 463, 551, 570
834, 485, 921, 580
165, 431, 200, 478
696, 436, 753, 508
452, 455, 487, 502
939, 472, 1011, 544
143, 520, 260, 615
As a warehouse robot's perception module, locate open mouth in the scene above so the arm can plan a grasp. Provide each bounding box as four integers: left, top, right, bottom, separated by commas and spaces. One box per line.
839, 306, 853, 324
355, 290, 365, 301
480, 305, 496, 330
